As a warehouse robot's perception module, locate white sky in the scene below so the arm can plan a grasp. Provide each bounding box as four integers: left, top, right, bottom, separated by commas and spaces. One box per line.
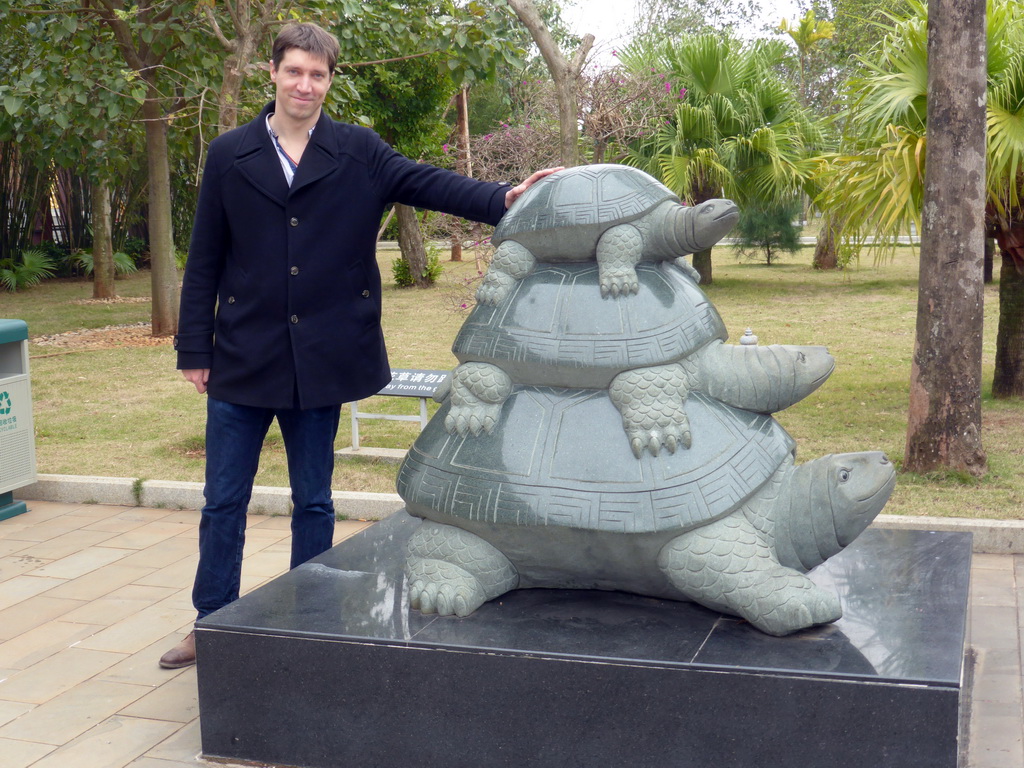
559, 0, 805, 65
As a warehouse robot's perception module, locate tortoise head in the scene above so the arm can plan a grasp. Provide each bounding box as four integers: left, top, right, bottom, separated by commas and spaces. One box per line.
827, 451, 897, 546
665, 198, 740, 256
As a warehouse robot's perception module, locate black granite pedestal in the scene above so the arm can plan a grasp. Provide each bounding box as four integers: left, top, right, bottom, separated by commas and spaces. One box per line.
195, 512, 972, 768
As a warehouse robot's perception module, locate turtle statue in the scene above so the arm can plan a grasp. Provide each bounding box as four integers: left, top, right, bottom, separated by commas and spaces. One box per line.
397, 388, 897, 637
447, 262, 835, 457
477, 164, 739, 306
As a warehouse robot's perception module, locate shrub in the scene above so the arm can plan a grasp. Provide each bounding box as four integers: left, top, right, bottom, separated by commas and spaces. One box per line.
73, 250, 139, 277
392, 250, 443, 287
734, 199, 803, 265
0, 249, 57, 292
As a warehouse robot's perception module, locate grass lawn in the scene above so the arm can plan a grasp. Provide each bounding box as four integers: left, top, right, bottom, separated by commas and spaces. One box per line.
5, 242, 1023, 519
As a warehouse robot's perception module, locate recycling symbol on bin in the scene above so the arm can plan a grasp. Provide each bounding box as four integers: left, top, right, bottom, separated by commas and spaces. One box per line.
0, 391, 10, 415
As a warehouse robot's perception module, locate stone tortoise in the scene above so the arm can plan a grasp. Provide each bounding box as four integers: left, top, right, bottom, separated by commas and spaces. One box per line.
477, 163, 739, 306
447, 262, 835, 457
398, 387, 897, 636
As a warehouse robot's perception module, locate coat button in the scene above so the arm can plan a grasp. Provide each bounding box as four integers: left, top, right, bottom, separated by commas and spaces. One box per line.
290, 314, 299, 324
361, 289, 370, 298
290, 217, 299, 227
227, 296, 235, 304
290, 266, 299, 276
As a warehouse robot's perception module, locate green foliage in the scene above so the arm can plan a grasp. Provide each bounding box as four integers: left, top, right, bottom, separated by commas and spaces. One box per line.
392, 250, 443, 287
0, 248, 57, 291
622, 34, 822, 207
824, 0, 1024, 248
734, 199, 803, 265
73, 250, 138, 277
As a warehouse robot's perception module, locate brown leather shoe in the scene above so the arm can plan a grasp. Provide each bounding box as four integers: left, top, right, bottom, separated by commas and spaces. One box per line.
159, 631, 196, 669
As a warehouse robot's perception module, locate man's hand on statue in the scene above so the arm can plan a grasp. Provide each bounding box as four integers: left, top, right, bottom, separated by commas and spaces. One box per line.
182, 368, 210, 394
505, 167, 564, 209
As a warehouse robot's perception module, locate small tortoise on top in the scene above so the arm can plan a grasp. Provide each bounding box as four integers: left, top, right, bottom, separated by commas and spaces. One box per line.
477, 163, 739, 306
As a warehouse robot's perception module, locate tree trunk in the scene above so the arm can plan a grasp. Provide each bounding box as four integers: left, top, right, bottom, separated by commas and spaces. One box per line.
904, 0, 987, 476
395, 203, 430, 287
984, 236, 994, 283
507, 0, 593, 168
993, 253, 1024, 398
692, 248, 713, 286
143, 89, 180, 336
90, 179, 116, 299
451, 87, 471, 262
812, 212, 840, 270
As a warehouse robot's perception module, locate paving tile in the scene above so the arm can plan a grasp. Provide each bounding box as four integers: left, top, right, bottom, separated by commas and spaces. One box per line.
98, 522, 197, 551
968, 713, 1024, 768
972, 671, 1024, 705
62, 503, 134, 521
972, 605, 1021, 651
26, 714, 180, 768
133, 554, 198, 590
152, 511, 200, 525
17, 528, 121, 561
126, 757, 200, 768
61, 594, 163, 628
142, 719, 201, 764
0, 679, 151, 745
0, 736, 56, 767
0, 619, 105, 671
973, 553, 1015, 571
97, 633, 192, 688
0, 518, 86, 543
76, 603, 196, 654
970, 565, 1018, 607
0, 699, 33, 728
0, 595, 87, 641
0, 554, 53, 581
149, 587, 194, 615
0, 538, 33, 557
975, 647, 1022, 677
119, 668, 198, 723
28, 546, 130, 580
239, 550, 290, 580
40, 563, 158, 602
0, 647, 125, 704
82, 509, 171, 534
9, 502, 75, 523
113, 537, 195, 570
248, 514, 292, 530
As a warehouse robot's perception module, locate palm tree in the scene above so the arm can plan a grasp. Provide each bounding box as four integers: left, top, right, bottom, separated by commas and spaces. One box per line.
825, 0, 1024, 398
620, 34, 823, 284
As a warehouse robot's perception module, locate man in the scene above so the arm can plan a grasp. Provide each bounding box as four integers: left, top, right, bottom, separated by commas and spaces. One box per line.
159, 22, 557, 669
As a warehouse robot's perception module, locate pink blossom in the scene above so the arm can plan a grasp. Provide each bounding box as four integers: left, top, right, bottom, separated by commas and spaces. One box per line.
665, 82, 672, 93
442, 143, 450, 153
679, 88, 687, 98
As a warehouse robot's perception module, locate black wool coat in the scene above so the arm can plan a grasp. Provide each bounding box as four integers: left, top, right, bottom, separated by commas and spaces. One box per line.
174, 102, 510, 409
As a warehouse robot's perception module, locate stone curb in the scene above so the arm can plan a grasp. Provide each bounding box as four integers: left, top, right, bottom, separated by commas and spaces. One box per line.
16, 474, 403, 522
13, 474, 1024, 553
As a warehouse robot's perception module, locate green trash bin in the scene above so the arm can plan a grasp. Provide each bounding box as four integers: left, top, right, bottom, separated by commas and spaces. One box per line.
0, 320, 36, 521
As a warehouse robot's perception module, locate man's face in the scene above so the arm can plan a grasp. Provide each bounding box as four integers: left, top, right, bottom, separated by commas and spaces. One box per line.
270, 48, 332, 125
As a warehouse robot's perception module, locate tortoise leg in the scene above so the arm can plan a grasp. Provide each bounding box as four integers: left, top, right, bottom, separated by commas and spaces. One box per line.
476, 240, 535, 306
608, 363, 692, 458
657, 514, 842, 636
595, 223, 644, 297
406, 521, 519, 617
444, 362, 513, 437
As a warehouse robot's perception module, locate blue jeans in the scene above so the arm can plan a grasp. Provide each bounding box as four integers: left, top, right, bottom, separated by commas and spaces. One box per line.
193, 396, 342, 619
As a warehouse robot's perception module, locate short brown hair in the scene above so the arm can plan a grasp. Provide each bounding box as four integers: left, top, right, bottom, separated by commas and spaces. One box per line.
272, 22, 340, 73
